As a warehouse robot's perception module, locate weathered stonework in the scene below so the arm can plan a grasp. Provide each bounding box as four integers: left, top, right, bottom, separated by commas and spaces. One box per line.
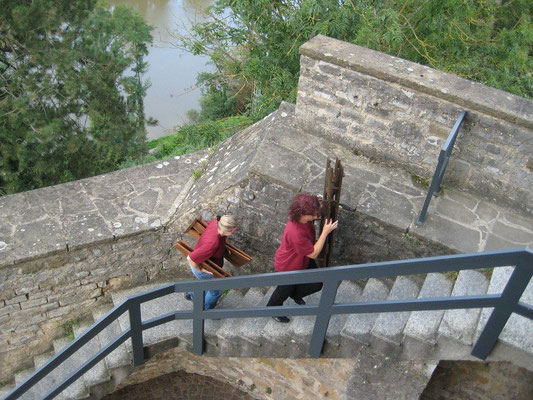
297, 35, 533, 215
110, 345, 435, 400
0, 153, 209, 382
1, 36, 532, 394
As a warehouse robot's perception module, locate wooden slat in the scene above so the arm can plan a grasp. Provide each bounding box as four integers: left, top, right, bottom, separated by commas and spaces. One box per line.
174, 240, 230, 278
319, 157, 344, 268
183, 217, 252, 268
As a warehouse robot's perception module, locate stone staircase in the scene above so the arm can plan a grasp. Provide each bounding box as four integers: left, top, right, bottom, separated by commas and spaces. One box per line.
3, 264, 532, 399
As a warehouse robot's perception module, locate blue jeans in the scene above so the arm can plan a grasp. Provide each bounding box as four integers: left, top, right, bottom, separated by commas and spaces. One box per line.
188, 264, 222, 309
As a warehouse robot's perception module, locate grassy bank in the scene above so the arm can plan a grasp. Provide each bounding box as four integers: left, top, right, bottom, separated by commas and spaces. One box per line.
120, 115, 254, 169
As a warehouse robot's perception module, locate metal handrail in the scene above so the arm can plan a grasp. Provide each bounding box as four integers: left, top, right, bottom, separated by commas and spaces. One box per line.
416, 110, 467, 225
5, 248, 533, 400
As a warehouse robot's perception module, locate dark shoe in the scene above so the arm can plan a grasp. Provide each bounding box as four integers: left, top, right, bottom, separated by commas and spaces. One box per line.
184, 293, 192, 301
272, 316, 290, 323
293, 298, 306, 305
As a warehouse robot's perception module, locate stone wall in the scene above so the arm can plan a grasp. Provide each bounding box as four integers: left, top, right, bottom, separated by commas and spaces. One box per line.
296, 35, 533, 215
0, 152, 209, 382
421, 360, 533, 400
116, 347, 354, 400
109, 345, 435, 400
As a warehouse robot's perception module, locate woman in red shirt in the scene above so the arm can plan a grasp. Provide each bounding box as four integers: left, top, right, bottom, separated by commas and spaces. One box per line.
186, 215, 237, 309
267, 193, 338, 323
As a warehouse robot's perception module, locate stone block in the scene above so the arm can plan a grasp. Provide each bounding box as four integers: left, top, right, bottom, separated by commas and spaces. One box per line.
9, 332, 35, 346
358, 186, 416, 231
491, 221, 532, 244
249, 142, 309, 191
317, 61, 342, 76
47, 300, 95, 319
412, 214, 481, 253
484, 233, 525, 251
4, 294, 28, 305
404, 273, 453, 345
20, 296, 47, 310
13, 217, 66, 261
435, 197, 478, 225
439, 270, 488, 345
0, 304, 21, 317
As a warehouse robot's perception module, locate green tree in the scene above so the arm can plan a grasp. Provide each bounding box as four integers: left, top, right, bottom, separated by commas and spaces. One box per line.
177, 0, 532, 120
354, 0, 532, 98
0, 0, 152, 194
176, 0, 361, 119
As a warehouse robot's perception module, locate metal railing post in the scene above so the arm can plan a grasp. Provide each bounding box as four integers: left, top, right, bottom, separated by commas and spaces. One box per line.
416, 110, 467, 225
309, 280, 339, 357
416, 150, 446, 225
471, 263, 533, 359
192, 290, 205, 355
129, 301, 145, 366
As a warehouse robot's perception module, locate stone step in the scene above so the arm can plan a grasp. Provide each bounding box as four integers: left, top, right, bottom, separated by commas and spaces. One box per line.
438, 269, 488, 346
260, 286, 323, 358
323, 281, 363, 357
51, 338, 91, 400
13, 347, 92, 400
14, 366, 47, 400
216, 287, 271, 357
204, 289, 246, 353
71, 322, 114, 398
260, 282, 344, 358
340, 278, 391, 346
476, 266, 533, 359
72, 323, 111, 387
404, 273, 453, 345
91, 305, 132, 373
371, 276, 421, 347
111, 283, 192, 351
288, 286, 323, 338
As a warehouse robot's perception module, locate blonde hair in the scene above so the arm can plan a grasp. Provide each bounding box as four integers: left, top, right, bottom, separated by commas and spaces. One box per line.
217, 215, 237, 232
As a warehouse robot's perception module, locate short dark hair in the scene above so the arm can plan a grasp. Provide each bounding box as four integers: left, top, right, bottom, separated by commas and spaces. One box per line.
288, 193, 321, 222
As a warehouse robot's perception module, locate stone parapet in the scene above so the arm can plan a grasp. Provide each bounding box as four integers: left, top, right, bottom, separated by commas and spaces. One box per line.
0, 152, 208, 382
0, 152, 208, 267
297, 35, 533, 215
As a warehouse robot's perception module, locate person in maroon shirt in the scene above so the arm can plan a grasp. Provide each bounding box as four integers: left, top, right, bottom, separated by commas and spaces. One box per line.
185, 215, 237, 309
267, 193, 338, 323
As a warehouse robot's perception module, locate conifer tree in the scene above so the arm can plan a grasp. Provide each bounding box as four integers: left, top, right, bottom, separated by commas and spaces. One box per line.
0, 0, 152, 194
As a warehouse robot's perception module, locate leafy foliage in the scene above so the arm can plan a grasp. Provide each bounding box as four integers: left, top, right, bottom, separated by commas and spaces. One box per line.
120, 115, 253, 168
176, 0, 362, 120
355, 0, 533, 97
177, 0, 532, 121
0, 0, 152, 194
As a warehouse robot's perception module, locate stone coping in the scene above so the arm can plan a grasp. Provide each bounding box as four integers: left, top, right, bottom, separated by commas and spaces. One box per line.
248, 103, 533, 254
300, 35, 533, 129
0, 151, 209, 268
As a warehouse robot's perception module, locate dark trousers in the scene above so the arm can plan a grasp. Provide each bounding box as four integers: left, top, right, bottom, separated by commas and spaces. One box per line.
266, 260, 322, 307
